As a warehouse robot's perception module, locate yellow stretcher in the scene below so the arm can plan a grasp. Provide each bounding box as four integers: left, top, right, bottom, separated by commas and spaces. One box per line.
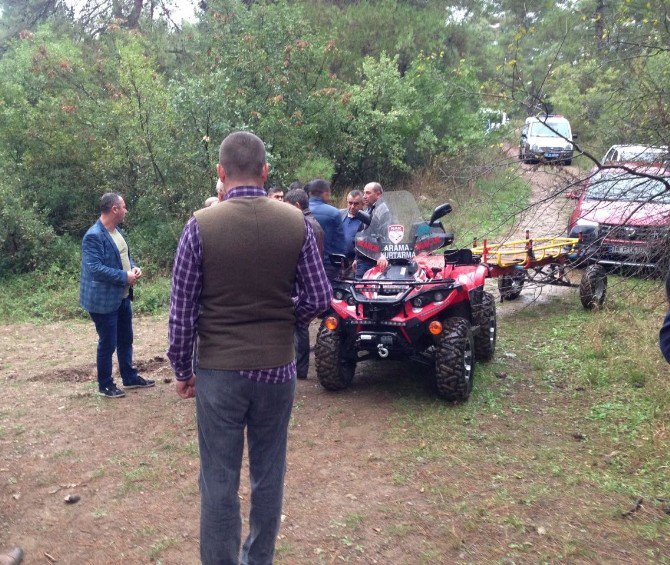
471, 237, 580, 268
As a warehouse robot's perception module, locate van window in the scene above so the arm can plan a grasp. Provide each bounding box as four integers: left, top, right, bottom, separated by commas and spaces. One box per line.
529, 121, 570, 137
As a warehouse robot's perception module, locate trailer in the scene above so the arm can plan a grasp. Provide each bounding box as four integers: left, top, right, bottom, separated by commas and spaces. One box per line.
470, 231, 607, 309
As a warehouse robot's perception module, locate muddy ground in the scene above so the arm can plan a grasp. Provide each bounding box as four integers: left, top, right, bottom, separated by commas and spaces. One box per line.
2, 160, 667, 563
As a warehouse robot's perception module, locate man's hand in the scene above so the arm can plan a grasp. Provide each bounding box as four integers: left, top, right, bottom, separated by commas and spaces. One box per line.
132, 266, 142, 279
175, 375, 196, 399
126, 270, 139, 286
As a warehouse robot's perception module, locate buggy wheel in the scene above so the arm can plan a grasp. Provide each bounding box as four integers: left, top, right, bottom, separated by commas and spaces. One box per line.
498, 271, 525, 300
314, 321, 355, 391
472, 291, 497, 361
579, 264, 607, 309
434, 318, 475, 402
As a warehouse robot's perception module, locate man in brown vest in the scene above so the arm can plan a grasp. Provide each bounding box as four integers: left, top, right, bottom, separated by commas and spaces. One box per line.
167, 131, 332, 564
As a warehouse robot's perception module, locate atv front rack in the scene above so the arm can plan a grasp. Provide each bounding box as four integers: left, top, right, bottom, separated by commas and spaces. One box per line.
333, 278, 456, 304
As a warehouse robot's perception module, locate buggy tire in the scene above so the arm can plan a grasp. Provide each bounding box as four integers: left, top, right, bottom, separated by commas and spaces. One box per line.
472, 291, 497, 361
314, 322, 355, 391
498, 271, 525, 300
564, 159, 572, 166
579, 264, 607, 309
434, 318, 475, 402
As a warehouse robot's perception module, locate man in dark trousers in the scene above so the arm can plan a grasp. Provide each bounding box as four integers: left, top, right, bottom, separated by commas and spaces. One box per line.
80, 192, 155, 398
306, 178, 346, 280
285, 187, 325, 380
167, 131, 332, 564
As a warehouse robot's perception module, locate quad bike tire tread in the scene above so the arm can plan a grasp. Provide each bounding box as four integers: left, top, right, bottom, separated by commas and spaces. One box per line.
579, 264, 607, 309
314, 322, 355, 391
472, 291, 496, 361
498, 271, 525, 300
434, 317, 475, 402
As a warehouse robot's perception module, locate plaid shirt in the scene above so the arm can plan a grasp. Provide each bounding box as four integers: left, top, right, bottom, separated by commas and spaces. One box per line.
167, 186, 332, 382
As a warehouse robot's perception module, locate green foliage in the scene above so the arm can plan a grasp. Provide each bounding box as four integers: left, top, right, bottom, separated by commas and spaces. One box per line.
2, 0, 668, 279
0, 268, 170, 322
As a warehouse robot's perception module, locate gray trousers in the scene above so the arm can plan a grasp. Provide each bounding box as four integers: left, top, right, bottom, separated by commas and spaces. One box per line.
195, 369, 296, 565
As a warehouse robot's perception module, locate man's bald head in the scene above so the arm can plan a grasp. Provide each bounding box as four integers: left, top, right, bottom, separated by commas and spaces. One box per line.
218, 131, 266, 182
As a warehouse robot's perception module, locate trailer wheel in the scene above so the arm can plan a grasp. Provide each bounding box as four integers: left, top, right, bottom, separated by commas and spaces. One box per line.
434, 318, 475, 402
472, 291, 496, 361
314, 322, 355, 391
579, 264, 607, 310
498, 271, 525, 300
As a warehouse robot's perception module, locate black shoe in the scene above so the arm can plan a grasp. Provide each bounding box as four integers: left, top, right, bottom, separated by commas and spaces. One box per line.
297, 374, 308, 380
123, 376, 156, 389
98, 384, 126, 398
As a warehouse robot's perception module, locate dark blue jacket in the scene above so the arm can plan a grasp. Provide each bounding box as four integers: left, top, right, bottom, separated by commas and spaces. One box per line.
660, 309, 670, 363
80, 219, 135, 314
309, 197, 346, 259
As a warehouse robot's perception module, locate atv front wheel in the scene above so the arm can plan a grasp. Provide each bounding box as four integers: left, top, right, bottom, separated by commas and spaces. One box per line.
314, 322, 356, 391
434, 318, 475, 401
498, 271, 525, 300
579, 264, 607, 309
472, 291, 497, 361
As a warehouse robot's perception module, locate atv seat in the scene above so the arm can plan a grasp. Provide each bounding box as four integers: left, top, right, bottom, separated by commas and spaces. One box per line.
443, 248, 478, 265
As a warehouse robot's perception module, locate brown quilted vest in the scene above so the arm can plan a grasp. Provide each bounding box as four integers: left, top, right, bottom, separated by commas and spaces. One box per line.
194, 196, 305, 370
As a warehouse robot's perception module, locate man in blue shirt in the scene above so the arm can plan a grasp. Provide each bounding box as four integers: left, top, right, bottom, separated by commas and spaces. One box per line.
307, 179, 346, 280
339, 189, 364, 260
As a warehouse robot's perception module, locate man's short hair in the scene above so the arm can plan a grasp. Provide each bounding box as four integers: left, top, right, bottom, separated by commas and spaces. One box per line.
285, 188, 309, 211
366, 182, 383, 195
348, 189, 363, 199
267, 186, 284, 197
100, 192, 122, 214
305, 179, 331, 197
219, 131, 266, 179
288, 181, 303, 191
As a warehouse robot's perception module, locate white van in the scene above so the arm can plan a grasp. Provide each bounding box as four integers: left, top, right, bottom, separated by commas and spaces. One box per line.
519, 115, 575, 165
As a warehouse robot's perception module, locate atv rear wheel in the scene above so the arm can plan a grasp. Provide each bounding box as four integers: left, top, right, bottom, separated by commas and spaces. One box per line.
434, 318, 475, 401
579, 264, 607, 309
314, 322, 356, 391
472, 291, 496, 361
498, 271, 525, 300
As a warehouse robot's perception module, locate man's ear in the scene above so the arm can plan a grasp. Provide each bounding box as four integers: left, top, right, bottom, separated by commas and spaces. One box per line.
261, 163, 269, 182
217, 163, 226, 182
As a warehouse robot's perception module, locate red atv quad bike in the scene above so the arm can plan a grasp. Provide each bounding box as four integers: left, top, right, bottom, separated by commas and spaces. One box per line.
314, 191, 495, 402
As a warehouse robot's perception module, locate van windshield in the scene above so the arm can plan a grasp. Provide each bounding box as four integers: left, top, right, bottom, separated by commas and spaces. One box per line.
529, 121, 570, 138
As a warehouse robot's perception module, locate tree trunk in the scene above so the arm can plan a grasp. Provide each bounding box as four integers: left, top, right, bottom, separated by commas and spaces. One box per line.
595, 0, 605, 52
